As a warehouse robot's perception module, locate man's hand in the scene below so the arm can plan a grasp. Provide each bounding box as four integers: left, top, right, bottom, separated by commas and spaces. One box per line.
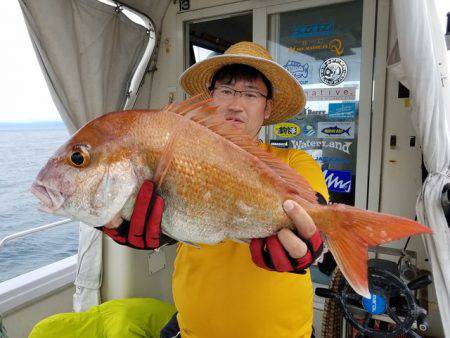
97, 180, 176, 250
250, 199, 324, 273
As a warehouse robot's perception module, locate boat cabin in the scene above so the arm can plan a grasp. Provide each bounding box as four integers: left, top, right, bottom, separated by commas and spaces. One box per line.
1, 0, 449, 337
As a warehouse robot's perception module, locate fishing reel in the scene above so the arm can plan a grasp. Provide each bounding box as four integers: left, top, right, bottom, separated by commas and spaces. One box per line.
316, 259, 432, 337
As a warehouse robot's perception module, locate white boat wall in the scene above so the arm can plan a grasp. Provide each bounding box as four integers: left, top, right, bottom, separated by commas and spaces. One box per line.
0, 0, 448, 337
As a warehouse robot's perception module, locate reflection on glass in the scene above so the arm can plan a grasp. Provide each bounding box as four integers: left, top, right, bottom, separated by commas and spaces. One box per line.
193, 45, 219, 63
188, 13, 252, 66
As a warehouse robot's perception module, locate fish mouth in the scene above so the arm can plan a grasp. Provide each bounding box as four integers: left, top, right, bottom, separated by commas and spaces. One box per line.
30, 181, 65, 213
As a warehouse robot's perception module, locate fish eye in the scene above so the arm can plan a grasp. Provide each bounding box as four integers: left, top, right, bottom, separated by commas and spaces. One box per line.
68, 145, 90, 168
71, 152, 84, 166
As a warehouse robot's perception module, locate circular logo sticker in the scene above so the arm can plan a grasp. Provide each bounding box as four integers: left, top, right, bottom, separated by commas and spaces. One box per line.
319, 58, 348, 86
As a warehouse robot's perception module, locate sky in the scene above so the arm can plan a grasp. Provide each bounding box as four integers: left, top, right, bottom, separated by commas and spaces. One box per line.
0, 1, 60, 123
0, 1, 449, 123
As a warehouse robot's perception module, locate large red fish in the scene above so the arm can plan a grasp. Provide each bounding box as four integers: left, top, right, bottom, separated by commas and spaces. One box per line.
31, 98, 431, 297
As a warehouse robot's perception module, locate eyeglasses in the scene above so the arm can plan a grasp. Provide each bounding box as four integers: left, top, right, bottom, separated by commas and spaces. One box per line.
211, 85, 268, 103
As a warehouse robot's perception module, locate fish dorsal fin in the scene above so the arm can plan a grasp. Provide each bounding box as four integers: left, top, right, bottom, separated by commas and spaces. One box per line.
165, 98, 318, 205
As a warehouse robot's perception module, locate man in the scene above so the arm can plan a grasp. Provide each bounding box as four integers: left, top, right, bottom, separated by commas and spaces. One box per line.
103, 41, 329, 337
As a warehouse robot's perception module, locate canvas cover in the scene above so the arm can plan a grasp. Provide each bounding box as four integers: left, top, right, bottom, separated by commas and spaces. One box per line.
19, 0, 170, 311
390, 1, 450, 336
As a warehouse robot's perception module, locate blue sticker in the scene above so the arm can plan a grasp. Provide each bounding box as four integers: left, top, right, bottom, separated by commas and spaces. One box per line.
328, 102, 356, 119
363, 293, 388, 315
323, 169, 352, 193
290, 21, 334, 39
302, 124, 316, 136
283, 60, 310, 85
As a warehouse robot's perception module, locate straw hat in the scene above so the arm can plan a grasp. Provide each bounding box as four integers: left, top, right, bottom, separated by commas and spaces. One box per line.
179, 41, 305, 125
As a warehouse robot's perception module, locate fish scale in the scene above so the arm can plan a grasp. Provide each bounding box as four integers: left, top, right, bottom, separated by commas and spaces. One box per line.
156, 114, 287, 232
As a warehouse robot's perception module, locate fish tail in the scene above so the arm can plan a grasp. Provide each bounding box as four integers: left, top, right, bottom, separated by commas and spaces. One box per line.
300, 201, 432, 297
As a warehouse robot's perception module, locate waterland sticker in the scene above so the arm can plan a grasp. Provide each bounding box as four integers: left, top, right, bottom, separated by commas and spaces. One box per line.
328, 102, 356, 119
318, 122, 354, 139
274, 122, 301, 138
322, 169, 352, 193
319, 58, 348, 86
304, 87, 356, 101
291, 139, 353, 154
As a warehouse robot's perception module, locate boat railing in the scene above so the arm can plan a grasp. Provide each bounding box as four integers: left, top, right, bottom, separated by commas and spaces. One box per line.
0, 218, 78, 315
0, 218, 74, 249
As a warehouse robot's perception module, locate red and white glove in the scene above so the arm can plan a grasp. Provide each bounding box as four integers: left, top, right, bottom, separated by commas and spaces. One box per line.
97, 180, 176, 250
249, 230, 324, 274
250, 192, 327, 274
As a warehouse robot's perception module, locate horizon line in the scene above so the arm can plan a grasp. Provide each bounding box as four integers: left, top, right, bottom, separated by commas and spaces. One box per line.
0, 120, 63, 124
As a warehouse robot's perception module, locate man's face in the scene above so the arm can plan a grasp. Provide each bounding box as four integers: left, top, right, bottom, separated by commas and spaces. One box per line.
211, 77, 273, 140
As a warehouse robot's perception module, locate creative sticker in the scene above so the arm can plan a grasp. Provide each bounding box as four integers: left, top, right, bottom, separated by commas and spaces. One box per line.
304, 87, 356, 101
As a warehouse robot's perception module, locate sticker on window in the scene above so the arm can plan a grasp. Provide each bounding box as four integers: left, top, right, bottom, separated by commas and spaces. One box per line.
317, 122, 355, 139
323, 169, 352, 193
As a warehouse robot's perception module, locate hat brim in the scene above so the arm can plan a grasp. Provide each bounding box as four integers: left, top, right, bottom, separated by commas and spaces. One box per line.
179, 54, 305, 125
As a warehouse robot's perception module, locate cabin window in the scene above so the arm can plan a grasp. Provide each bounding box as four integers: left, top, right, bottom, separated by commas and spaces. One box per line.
268, 1, 363, 206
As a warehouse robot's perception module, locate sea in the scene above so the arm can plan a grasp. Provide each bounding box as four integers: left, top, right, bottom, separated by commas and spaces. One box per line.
0, 122, 78, 283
